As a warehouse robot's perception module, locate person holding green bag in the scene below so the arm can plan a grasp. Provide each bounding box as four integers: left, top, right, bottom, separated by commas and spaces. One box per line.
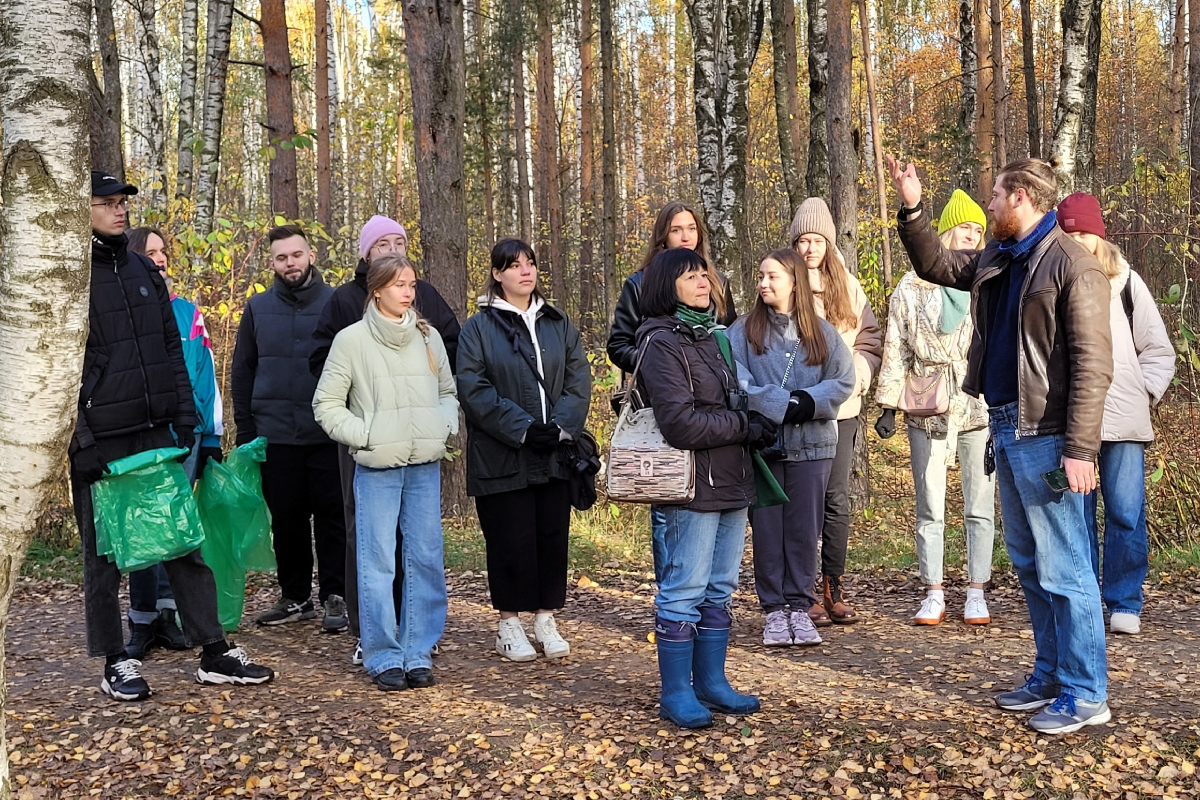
635, 248, 777, 729
728, 249, 856, 647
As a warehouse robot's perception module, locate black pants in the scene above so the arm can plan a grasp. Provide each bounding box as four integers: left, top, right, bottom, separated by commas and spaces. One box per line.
73, 429, 225, 658
821, 418, 858, 577
475, 480, 571, 612
260, 442, 346, 604
337, 443, 403, 637
751, 458, 833, 612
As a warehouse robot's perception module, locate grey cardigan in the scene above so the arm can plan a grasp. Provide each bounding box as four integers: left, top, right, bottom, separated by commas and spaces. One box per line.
727, 312, 856, 461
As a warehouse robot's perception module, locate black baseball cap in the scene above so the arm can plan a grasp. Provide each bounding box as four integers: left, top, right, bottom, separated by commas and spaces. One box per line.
91, 170, 138, 198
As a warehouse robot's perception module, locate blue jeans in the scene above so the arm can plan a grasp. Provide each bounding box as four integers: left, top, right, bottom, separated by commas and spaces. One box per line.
654, 505, 749, 624
989, 403, 1107, 703
650, 505, 668, 584
354, 461, 446, 677
1085, 440, 1148, 616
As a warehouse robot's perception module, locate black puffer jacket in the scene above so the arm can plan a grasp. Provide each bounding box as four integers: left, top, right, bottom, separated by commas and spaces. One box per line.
635, 316, 754, 513
457, 299, 592, 497
308, 257, 461, 377
73, 233, 197, 451
606, 268, 737, 373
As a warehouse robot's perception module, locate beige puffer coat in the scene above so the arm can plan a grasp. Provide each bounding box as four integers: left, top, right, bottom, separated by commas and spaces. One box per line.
313, 302, 459, 468
1100, 258, 1175, 442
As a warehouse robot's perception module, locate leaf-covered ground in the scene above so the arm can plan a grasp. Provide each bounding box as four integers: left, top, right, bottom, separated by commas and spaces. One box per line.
8, 560, 1200, 800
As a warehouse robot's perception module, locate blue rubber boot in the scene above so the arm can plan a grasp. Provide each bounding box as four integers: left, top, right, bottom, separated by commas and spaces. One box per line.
693, 607, 760, 715
655, 617, 713, 729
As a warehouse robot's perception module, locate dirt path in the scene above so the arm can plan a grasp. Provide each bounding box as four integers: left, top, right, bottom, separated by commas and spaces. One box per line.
7, 565, 1200, 799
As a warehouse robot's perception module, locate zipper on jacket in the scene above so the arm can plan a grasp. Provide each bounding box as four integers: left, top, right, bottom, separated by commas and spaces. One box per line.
1013, 234, 1057, 438
115, 262, 155, 424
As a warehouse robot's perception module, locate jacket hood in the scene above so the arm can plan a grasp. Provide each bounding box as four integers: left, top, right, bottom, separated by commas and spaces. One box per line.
636, 315, 690, 341
477, 294, 563, 321
91, 231, 129, 268
354, 257, 369, 284
1108, 255, 1130, 299
275, 268, 327, 307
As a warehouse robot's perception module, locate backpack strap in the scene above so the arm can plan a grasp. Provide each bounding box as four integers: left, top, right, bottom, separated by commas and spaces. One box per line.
1121, 278, 1134, 334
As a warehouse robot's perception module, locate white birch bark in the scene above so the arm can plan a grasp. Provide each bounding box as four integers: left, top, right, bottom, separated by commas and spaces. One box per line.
132, 0, 167, 208
1049, 0, 1096, 196
195, 0, 235, 235
0, 0, 92, 792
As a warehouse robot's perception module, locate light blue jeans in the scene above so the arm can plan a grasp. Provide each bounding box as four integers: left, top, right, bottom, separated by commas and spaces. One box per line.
1085, 440, 1148, 616
907, 425, 996, 586
654, 505, 749, 624
650, 505, 668, 584
990, 403, 1107, 703
354, 461, 446, 677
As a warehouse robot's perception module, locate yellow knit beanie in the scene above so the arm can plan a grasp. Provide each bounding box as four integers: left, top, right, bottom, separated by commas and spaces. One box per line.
936, 189, 987, 236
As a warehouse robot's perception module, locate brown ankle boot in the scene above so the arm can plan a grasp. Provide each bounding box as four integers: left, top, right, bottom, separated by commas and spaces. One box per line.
823, 575, 860, 625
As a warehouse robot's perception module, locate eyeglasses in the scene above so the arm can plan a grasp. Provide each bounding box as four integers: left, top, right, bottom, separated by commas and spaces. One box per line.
91, 198, 129, 211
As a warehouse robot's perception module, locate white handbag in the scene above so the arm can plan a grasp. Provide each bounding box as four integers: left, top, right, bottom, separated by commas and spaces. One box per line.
605, 331, 696, 504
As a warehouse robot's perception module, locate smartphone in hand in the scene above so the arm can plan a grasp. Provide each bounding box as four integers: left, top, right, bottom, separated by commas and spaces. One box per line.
1041, 467, 1070, 493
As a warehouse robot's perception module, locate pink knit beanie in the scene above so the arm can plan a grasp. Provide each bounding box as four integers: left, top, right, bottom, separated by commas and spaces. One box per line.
358, 215, 408, 260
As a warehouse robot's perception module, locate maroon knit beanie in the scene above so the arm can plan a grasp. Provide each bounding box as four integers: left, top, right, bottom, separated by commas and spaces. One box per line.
1057, 193, 1106, 239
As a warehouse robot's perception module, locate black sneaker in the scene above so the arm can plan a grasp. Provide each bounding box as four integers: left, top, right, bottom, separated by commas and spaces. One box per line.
322, 594, 348, 633
196, 647, 275, 686
155, 608, 190, 650
125, 621, 157, 661
102, 658, 152, 701
406, 668, 436, 689
374, 668, 407, 692
256, 598, 317, 626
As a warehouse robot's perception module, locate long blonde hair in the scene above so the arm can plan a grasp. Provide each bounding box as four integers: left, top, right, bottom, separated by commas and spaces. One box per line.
366, 254, 437, 375
744, 249, 830, 365
1092, 237, 1125, 281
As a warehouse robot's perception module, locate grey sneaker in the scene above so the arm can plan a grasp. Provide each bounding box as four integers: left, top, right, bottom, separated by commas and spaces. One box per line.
1028, 694, 1112, 734
256, 597, 317, 626
762, 610, 792, 646
789, 610, 822, 645
322, 594, 348, 633
995, 673, 1061, 711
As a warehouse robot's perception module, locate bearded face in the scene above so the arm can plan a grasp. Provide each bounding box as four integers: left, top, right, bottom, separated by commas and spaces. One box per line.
989, 193, 1021, 241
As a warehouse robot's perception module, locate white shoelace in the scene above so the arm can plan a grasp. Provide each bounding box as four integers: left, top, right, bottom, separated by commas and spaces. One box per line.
112, 659, 143, 680
765, 611, 790, 634
916, 596, 945, 619
790, 611, 817, 632
223, 647, 251, 665
964, 596, 989, 618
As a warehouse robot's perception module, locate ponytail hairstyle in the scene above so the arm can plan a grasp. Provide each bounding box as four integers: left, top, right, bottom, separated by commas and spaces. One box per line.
638, 201, 726, 320
743, 249, 829, 366
996, 158, 1059, 213
366, 253, 437, 375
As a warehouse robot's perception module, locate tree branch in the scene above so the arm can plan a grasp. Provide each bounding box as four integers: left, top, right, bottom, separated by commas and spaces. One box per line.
229, 59, 265, 68
233, 5, 261, 27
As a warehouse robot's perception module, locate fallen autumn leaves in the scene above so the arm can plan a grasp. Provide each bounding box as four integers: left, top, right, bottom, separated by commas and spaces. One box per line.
6, 564, 1200, 799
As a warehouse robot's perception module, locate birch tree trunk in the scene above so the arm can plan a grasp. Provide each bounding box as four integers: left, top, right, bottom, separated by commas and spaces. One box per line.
771, 0, 804, 214
196, 0, 235, 235
686, 0, 766, 293
402, 0, 471, 517
536, 0, 566, 305
260, 0, 301, 219
130, 0, 167, 207
1167, 0, 1185, 159
175, 0, 200, 201
599, 0, 617, 314
806, 0, 830, 201
1017, 0, 1040, 158
579, 0, 597, 340
956, 0, 978, 191
974, 0, 993, 196
0, 1, 92, 792
989, 0, 1007, 167
1050, 0, 1097, 195
90, 0, 124, 178
316, 0, 333, 233
1191, 0, 1200, 221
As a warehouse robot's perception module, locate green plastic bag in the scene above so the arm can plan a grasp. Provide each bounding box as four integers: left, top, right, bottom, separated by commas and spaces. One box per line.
751, 452, 789, 510
197, 508, 245, 633
91, 447, 205, 573
229, 437, 275, 571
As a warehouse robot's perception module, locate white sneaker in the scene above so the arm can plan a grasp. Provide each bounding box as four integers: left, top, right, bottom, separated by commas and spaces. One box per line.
1110, 612, 1141, 635
495, 618, 537, 662
533, 613, 571, 658
914, 593, 946, 625
964, 593, 991, 625
350, 639, 363, 666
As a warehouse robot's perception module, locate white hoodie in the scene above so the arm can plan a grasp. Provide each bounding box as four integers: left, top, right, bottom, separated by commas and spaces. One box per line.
477, 294, 549, 422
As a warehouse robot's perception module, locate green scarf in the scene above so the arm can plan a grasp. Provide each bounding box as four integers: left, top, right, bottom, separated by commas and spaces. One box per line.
938, 287, 970, 335
675, 305, 787, 509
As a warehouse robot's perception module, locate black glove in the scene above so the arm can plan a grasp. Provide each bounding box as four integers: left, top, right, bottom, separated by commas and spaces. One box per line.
73, 445, 110, 484
525, 422, 561, 451
176, 428, 196, 455
874, 409, 897, 439
196, 446, 223, 480
235, 428, 258, 447
744, 411, 779, 450
783, 391, 816, 425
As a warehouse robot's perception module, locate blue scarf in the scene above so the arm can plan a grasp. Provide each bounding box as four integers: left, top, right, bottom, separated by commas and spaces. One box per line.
996, 209, 1058, 261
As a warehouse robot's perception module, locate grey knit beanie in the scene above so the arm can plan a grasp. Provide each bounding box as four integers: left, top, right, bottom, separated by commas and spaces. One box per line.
788, 197, 837, 247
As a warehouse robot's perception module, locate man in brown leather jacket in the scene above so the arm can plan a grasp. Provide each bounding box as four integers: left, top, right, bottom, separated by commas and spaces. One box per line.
887, 155, 1114, 736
